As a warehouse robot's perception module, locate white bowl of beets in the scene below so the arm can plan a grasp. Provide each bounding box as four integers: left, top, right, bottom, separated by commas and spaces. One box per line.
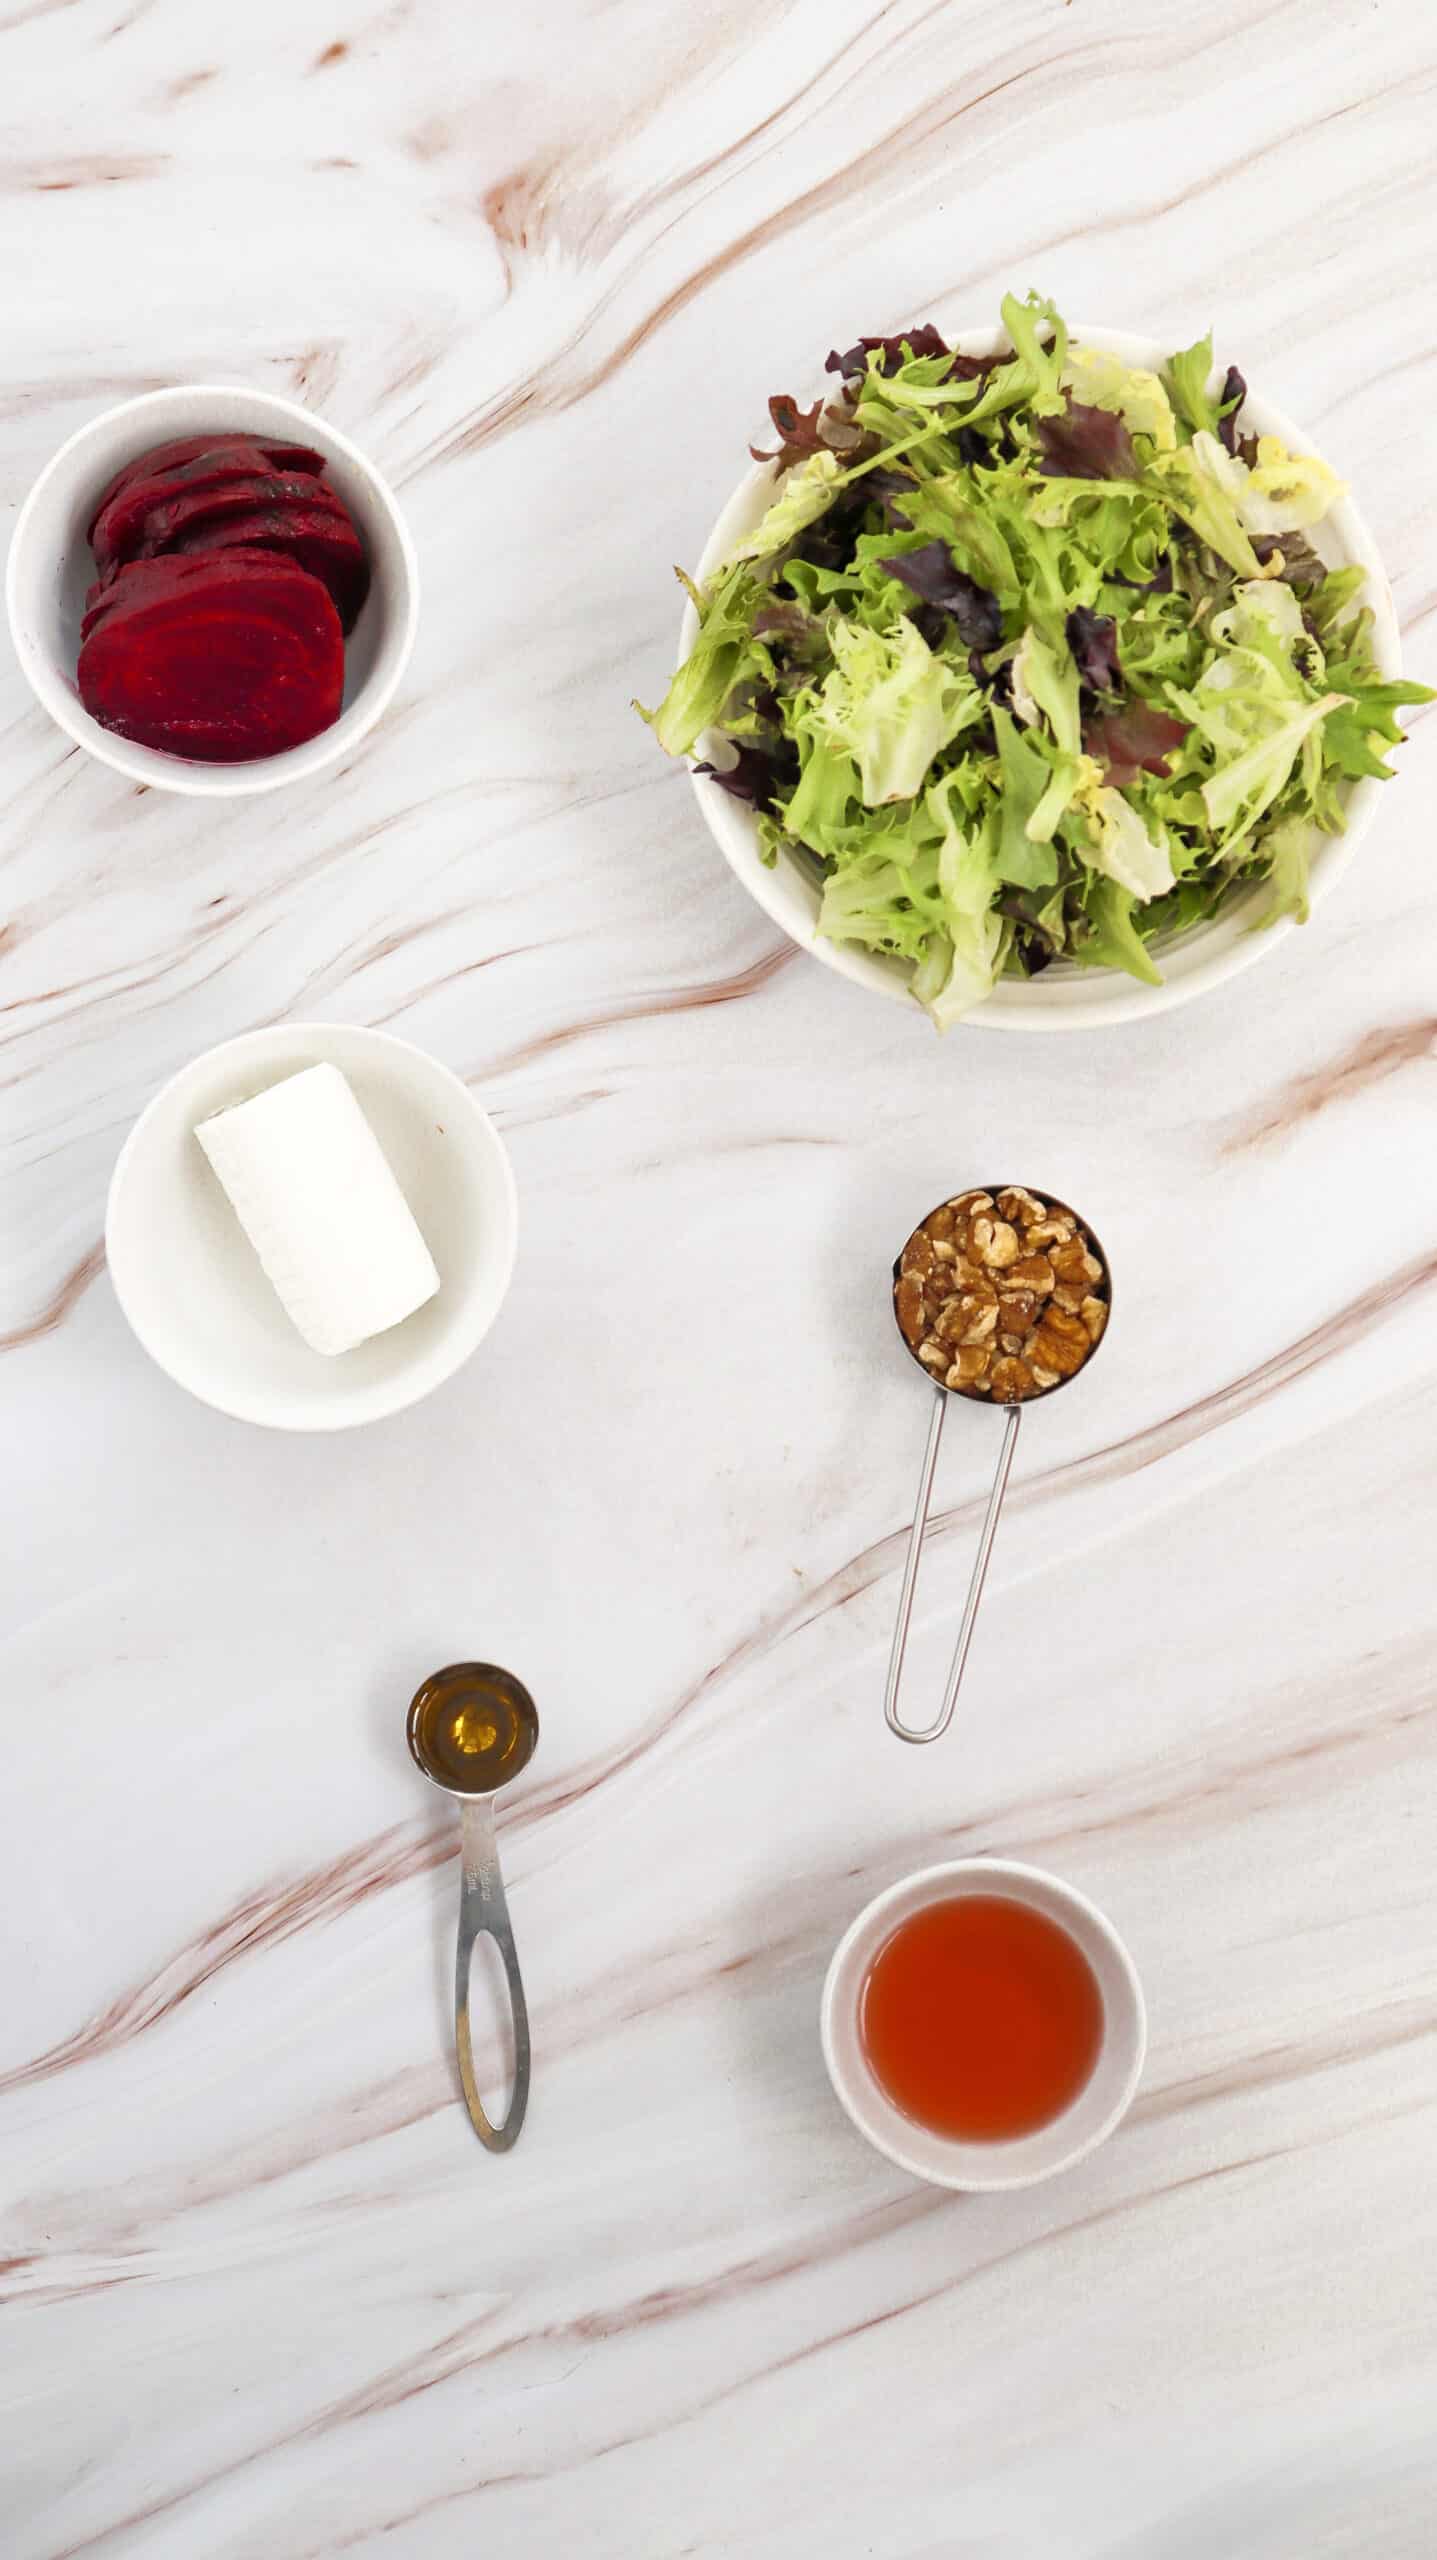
5, 384, 419, 796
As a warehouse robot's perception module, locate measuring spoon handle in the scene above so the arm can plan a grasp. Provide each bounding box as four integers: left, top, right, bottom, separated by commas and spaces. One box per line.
884, 1392, 1022, 1745
455, 1795, 531, 2151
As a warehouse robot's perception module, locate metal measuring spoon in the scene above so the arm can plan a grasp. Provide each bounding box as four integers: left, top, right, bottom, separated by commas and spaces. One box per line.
407, 1663, 539, 2151
885, 1187, 1113, 1747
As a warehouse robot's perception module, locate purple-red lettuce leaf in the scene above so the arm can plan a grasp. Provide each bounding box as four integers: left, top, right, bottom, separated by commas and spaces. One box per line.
1083, 699, 1190, 788
825, 326, 950, 379
750, 392, 871, 471
1217, 365, 1248, 458
1252, 530, 1325, 592
694, 734, 799, 812
880, 541, 1003, 648
1035, 399, 1139, 482
1066, 606, 1122, 692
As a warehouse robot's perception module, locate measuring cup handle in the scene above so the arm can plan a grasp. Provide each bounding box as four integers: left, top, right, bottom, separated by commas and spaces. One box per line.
454, 1796, 531, 2151
884, 1392, 1022, 1745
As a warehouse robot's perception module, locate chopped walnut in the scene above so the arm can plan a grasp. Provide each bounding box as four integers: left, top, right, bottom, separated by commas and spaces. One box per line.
989, 1357, 1038, 1402
974, 1217, 1020, 1270
1024, 1213, 1076, 1248
1027, 1305, 1091, 1378
1010, 1254, 1055, 1296
1051, 1239, 1103, 1289
1080, 1295, 1108, 1343
895, 1187, 1109, 1401
895, 1275, 925, 1346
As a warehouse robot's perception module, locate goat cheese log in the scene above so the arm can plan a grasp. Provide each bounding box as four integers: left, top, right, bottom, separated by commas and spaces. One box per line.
196, 1063, 440, 1356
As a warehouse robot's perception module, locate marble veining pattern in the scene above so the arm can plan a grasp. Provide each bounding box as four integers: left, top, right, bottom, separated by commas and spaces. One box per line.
2, 2, 1436, 2553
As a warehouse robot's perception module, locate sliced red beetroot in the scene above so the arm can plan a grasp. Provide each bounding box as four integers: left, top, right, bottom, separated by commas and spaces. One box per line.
82, 545, 333, 640
84, 549, 279, 640
81, 563, 123, 639
97, 468, 350, 570
88, 434, 324, 545
168, 505, 369, 630
77, 554, 343, 763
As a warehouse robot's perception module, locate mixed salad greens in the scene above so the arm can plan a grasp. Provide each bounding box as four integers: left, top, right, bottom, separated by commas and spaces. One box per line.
640, 292, 1431, 1025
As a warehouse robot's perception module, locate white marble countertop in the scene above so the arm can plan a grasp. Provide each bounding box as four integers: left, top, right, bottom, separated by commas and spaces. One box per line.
4, 3, 1436, 2552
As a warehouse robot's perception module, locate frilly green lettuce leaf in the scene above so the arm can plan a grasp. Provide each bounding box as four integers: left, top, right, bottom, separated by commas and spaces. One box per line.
719, 450, 848, 569
1146, 435, 1263, 575
991, 708, 1061, 887
1076, 877, 1164, 984
636, 565, 766, 754
1240, 435, 1347, 534
1164, 332, 1221, 439
1197, 690, 1349, 845
1076, 781, 1176, 899
911, 909, 1010, 1027
1010, 622, 1082, 755
1001, 290, 1069, 415
802, 615, 984, 805
1249, 814, 1315, 926
1063, 344, 1177, 450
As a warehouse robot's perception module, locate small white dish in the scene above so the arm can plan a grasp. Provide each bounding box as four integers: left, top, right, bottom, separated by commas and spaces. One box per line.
821, 1857, 1145, 2190
106, 1024, 517, 1430
683, 323, 1403, 1030
6, 384, 418, 796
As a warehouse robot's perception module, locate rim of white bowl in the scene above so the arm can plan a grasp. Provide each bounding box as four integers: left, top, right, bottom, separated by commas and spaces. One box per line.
820, 1856, 1148, 2190
105, 1023, 517, 1430
681, 321, 1402, 1031
5, 383, 420, 798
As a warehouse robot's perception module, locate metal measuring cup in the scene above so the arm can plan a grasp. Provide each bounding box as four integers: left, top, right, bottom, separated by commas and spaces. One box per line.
885, 1187, 1113, 1747
407, 1662, 539, 2151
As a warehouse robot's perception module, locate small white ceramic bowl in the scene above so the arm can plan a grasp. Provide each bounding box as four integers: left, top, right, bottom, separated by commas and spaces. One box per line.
106, 1024, 517, 1430
6, 384, 419, 795
683, 323, 1402, 1030
821, 1857, 1146, 2190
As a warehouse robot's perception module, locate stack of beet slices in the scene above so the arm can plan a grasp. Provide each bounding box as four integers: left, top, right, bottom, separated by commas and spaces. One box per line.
78, 434, 371, 763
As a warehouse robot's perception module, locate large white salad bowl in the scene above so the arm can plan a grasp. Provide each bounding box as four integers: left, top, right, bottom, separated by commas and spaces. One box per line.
680, 322, 1402, 1031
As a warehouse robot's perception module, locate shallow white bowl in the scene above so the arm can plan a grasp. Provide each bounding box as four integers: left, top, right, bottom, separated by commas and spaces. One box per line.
821, 1857, 1146, 2190
6, 384, 419, 795
106, 1024, 517, 1430
683, 322, 1402, 1030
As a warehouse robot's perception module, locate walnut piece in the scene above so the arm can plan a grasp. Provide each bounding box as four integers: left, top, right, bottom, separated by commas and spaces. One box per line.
975, 1217, 1020, 1270
895, 1275, 925, 1346
1080, 1295, 1108, 1343
1010, 1255, 1055, 1296
1027, 1305, 1091, 1378
989, 1357, 1038, 1403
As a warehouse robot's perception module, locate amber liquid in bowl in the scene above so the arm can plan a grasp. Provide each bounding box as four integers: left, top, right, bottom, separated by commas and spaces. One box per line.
859, 1894, 1104, 2141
